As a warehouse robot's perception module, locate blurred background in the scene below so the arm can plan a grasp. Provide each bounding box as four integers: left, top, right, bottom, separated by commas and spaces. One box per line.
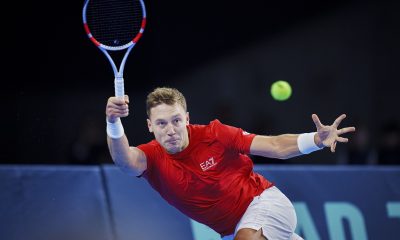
6, 0, 400, 166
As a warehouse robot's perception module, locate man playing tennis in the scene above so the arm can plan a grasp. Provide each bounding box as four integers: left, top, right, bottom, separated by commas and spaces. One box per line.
105, 87, 355, 240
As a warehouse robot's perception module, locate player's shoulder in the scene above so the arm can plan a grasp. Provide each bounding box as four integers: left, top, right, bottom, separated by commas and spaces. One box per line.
186, 119, 222, 141
189, 119, 223, 131
137, 139, 162, 152
209, 119, 222, 126
203, 119, 233, 137
207, 119, 253, 137
188, 119, 217, 128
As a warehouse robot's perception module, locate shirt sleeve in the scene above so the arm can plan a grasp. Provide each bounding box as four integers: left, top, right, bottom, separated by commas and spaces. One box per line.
136, 140, 160, 178
210, 119, 256, 154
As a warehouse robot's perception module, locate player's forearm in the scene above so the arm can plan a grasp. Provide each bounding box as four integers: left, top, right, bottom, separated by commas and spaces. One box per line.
107, 136, 140, 175
106, 118, 129, 162
250, 134, 302, 159
106, 118, 144, 175
272, 134, 304, 159
250, 133, 324, 159
107, 135, 131, 164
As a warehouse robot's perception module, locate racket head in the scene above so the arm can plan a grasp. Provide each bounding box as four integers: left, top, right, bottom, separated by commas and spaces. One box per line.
82, 0, 146, 51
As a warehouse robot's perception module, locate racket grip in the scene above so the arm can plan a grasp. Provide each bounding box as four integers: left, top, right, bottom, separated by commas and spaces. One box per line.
114, 77, 125, 100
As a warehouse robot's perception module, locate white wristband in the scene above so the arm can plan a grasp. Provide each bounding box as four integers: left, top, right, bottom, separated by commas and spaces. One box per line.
106, 118, 125, 139
297, 132, 322, 154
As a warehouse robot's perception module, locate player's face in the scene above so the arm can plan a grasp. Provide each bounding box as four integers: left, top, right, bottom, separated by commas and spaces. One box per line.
147, 103, 190, 154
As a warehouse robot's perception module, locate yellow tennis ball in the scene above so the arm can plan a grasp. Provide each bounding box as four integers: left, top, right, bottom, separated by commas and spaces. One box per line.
270, 80, 292, 101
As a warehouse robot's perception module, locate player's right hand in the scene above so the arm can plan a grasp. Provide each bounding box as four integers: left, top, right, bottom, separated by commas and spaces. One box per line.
106, 95, 130, 123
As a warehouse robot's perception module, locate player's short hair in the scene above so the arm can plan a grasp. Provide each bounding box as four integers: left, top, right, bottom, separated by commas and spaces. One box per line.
146, 87, 187, 117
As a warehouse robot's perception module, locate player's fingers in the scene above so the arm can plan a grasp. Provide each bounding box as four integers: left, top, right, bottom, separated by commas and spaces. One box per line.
106, 105, 129, 114
338, 127, 356, 135
108, 96, 127, 106
120, 111, 129, 117
336, 136, 348, 143
113, 107, 129, 114
124, 95, 130, 104
112, 103, 129, 110
106, 97, 129, 119
109, 109, 129, 118
331, 141, 337, 152
107, 99, 129, 109
333, 114, 346, 128
106, 105, 128, 114
312, 114, 323, 130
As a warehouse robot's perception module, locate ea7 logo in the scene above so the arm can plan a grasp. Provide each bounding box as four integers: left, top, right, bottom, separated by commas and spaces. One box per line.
200, 157, 218, 171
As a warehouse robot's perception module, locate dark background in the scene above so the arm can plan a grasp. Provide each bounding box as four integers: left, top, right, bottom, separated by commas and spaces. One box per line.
6, 0, 400, 165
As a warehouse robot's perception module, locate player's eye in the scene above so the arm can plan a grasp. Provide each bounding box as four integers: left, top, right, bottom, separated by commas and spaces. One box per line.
157, 121, 166, 127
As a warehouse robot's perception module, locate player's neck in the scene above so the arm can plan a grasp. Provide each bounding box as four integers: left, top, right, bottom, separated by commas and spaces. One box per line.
181, 130, 190, 151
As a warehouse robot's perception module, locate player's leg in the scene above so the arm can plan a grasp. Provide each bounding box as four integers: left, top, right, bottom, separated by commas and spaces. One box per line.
233, 186, 302, 240
233, 228, 304, 240
234, 228, 266, 240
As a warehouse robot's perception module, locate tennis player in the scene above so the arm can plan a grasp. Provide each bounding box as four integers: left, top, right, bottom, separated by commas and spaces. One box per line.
105, 87, 355, 240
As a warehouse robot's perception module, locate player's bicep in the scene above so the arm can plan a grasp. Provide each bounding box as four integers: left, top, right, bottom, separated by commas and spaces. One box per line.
120, 146, 147, 176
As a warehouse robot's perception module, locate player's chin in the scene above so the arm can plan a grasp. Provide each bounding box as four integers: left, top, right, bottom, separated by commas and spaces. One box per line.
164, 144, 181, 154
165, 147, 178, 154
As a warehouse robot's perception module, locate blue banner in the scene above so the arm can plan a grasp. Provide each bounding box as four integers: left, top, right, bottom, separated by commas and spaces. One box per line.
1, 165, 399, 240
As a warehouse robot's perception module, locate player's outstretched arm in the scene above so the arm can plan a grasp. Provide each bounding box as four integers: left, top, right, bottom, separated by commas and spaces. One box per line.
106, 96, 147, 176
249, 113, 355, 159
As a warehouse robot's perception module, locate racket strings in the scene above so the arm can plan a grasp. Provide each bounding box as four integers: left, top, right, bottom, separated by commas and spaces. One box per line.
86, 0, 143, 47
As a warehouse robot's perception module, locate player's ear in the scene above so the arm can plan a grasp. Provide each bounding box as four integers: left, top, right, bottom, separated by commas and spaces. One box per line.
186, 112, 190, 125
147, 119, 153, 132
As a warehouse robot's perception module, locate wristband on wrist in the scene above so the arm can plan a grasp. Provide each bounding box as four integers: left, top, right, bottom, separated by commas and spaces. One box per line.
297, 132, 322, 154
106, 118, 125, 139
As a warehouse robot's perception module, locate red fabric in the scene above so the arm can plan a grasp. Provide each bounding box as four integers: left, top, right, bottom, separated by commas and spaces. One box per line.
137, 119, 273, 236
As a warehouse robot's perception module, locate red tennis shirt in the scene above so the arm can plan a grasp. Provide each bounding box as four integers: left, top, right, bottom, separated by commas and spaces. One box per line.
137, 119, 273, 236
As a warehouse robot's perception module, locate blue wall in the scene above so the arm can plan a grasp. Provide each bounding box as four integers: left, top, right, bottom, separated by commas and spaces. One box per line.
1, 165, 399, 240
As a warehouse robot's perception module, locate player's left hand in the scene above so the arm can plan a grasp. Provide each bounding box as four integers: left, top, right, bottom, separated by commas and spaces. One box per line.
312, 114, 356, 152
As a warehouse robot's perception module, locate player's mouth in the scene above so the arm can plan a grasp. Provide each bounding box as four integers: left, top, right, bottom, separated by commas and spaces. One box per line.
166, 139, 179, 145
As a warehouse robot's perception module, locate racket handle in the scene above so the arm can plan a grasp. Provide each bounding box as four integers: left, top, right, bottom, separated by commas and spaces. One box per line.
114, 77, 125, 100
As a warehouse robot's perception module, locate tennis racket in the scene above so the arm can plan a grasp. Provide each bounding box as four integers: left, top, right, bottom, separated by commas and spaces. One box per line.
82, 0, 146, 99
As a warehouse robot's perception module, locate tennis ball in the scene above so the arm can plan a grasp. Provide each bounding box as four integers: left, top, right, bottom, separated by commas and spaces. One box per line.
270, 80, 292, 101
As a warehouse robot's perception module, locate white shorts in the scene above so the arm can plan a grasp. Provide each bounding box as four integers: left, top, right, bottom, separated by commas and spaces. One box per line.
222, 186, 303, 240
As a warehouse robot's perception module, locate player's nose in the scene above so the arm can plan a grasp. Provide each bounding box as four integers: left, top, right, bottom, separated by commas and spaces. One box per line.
166, 124, 176, 135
